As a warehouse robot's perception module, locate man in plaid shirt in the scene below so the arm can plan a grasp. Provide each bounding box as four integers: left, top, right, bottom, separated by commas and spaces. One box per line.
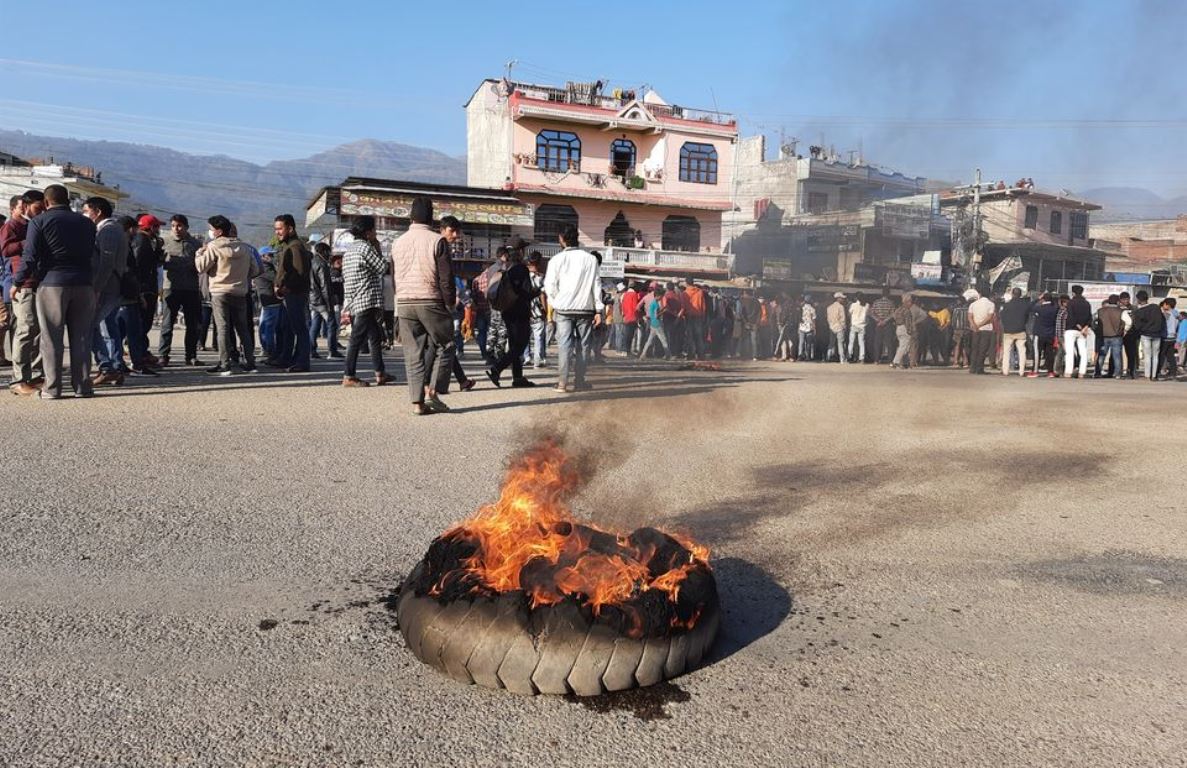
340, 216, 391, 387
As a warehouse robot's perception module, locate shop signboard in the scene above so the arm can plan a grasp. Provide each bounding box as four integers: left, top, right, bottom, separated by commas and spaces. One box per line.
339, 189, 535, 226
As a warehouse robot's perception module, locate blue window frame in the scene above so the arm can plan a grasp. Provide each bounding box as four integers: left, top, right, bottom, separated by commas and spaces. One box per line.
679, 142, 718, 184
536, 130, 581, 172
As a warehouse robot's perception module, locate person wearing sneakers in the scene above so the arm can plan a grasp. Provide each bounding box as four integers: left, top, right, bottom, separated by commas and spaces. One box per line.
486, 245, 540, 389
195, 215, 261, 376
391, 198, 458, 414
339, 216, 392, 388
544, 225, 603, 393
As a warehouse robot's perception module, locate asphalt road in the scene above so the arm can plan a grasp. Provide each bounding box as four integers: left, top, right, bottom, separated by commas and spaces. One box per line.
2, 351, 1185, 767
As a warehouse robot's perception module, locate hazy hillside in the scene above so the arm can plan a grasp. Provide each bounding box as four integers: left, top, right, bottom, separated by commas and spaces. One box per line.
0, 130, 466, 242
1080, 186, 1187, 222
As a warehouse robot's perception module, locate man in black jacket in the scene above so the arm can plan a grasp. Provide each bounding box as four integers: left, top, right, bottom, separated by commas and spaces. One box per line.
132, 215, 163, 363
14, 184, 97, 398
1131, 290, 1164, 381
1062, 284, 1095, 378
998, 287, 1032, 376
485, 245, 540, 388
1119, 291, 1140, 379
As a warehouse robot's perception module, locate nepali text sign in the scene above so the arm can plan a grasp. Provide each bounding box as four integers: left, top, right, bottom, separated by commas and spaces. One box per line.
340, 190, 535, 227
910, 262, 943, 284
598, 254, 626, 279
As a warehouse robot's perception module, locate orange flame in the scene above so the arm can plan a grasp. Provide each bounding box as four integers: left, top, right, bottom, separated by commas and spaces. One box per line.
435, 439, 710, 618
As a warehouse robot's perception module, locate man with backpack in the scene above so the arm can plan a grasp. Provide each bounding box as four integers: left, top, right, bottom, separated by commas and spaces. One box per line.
485, 245, 540, 388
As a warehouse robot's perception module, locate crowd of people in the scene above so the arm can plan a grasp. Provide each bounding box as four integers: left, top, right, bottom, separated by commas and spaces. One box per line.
3, 187, 1184, 406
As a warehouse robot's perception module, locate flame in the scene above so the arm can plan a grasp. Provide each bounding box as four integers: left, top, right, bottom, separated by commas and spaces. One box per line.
433, 439, 710, 621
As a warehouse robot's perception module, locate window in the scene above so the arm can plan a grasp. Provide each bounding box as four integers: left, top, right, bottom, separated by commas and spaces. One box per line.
806, 192, 829, 214
1070, 211, 1088, 240
1024, 205, 1039, 229
679, 142, 718, 184
1050, 210, 1062, 234
533, 204, 579, 244
610, 139, 636, 176
662, 215, 701, 251
536, 130, 581, 172
604, 211, 634, 247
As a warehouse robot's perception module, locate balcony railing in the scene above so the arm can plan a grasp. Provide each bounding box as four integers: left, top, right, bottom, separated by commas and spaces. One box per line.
527, 244, 732, 275
511, 83, 735, 126
606, 246, 734, 274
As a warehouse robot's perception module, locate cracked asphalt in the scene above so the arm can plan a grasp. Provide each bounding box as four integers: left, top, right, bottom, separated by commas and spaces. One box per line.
2, 351, 1184, 767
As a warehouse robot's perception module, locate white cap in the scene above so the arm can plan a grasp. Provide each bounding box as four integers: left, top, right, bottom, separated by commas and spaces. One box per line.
616, 282, 626, 291
962, 289, 980, 301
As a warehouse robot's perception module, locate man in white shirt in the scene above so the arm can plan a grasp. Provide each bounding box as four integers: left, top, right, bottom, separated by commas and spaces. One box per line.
848, 293, 868, 363
542, 225, 603, 393
966, 289, 996, 374
826, 292, 848, 363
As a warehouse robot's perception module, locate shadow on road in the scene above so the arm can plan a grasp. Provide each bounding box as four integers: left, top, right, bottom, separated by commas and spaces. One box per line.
706, 556, 793, 663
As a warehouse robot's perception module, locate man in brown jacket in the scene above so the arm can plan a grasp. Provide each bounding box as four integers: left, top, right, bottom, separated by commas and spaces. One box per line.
391, 196, 458, 415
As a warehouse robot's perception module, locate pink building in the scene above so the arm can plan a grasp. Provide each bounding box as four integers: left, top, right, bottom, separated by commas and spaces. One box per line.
466, 78, 738, 277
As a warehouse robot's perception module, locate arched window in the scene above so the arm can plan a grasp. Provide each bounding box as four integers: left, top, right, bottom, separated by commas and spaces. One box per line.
604, 211, 634, 247
1050, 210, 1062, 235
679, 142, 718, 184
662, 215, 701, 252
610, 139, 636, 176
534, 204, 579, 244
536, 130, 581, 173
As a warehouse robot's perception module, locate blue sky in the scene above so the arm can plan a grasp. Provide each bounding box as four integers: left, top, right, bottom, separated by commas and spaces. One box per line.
2, 0, 1185, 199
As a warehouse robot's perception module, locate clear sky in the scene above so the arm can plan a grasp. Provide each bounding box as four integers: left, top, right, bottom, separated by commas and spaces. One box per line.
1, 0, 1184, 199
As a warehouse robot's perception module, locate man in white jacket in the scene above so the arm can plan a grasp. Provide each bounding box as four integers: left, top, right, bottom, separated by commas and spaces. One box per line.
542, 225, 603, 393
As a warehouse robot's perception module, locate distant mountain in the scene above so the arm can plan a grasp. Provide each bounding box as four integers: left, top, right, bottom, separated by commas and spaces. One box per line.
0, 130, 466, 242
1079, 186, 1187, 222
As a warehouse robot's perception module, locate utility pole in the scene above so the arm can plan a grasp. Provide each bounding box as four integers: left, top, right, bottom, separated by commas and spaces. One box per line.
951, 168, 984, 290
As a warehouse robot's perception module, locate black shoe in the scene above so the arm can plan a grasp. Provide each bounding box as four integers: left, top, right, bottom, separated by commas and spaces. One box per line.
186, 358, 203, 367
240, 364, 257, 373
511, 378, 537, 388
485, 368, 502, 388
129, 366, 159, 377
311, 351, 321, 359
286, 365, 310, 373
329, 351, 344, 360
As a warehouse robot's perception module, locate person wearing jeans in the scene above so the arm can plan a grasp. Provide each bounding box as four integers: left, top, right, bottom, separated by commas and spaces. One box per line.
82, 198, 128, 385
543, 225, 603, 392
338, 216, 391, 388
1129, 291, 1163, 380
272, 214, 312, 372
638, 286, 671, 360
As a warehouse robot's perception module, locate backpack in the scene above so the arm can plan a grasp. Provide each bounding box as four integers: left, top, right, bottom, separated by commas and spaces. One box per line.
483, 263, 519, 313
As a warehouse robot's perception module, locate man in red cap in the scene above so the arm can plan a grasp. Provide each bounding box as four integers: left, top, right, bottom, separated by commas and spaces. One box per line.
132, 215, 164, 362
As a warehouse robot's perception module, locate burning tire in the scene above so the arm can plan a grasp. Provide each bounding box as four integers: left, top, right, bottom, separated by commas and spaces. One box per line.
396, 438, 719, 696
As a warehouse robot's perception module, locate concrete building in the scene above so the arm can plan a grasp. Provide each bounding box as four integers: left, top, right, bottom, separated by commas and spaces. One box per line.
0, 154, 125, 209
726, 135, 939, 283
1090, 216, 1187, 267
465, 78, 737, 279
940, 186, 1106, 291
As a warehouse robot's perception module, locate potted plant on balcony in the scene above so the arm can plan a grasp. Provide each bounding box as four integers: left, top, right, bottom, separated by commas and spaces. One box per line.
627, 175, 645, 190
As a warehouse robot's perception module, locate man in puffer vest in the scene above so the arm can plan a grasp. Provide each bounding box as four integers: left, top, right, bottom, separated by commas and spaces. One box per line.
391, 196, 458, 415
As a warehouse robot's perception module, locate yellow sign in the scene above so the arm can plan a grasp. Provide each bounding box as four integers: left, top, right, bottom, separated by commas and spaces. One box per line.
340, 190, 534, 227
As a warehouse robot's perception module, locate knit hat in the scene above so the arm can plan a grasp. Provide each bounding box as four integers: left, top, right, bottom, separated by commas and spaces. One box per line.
962, 289, 980, 301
